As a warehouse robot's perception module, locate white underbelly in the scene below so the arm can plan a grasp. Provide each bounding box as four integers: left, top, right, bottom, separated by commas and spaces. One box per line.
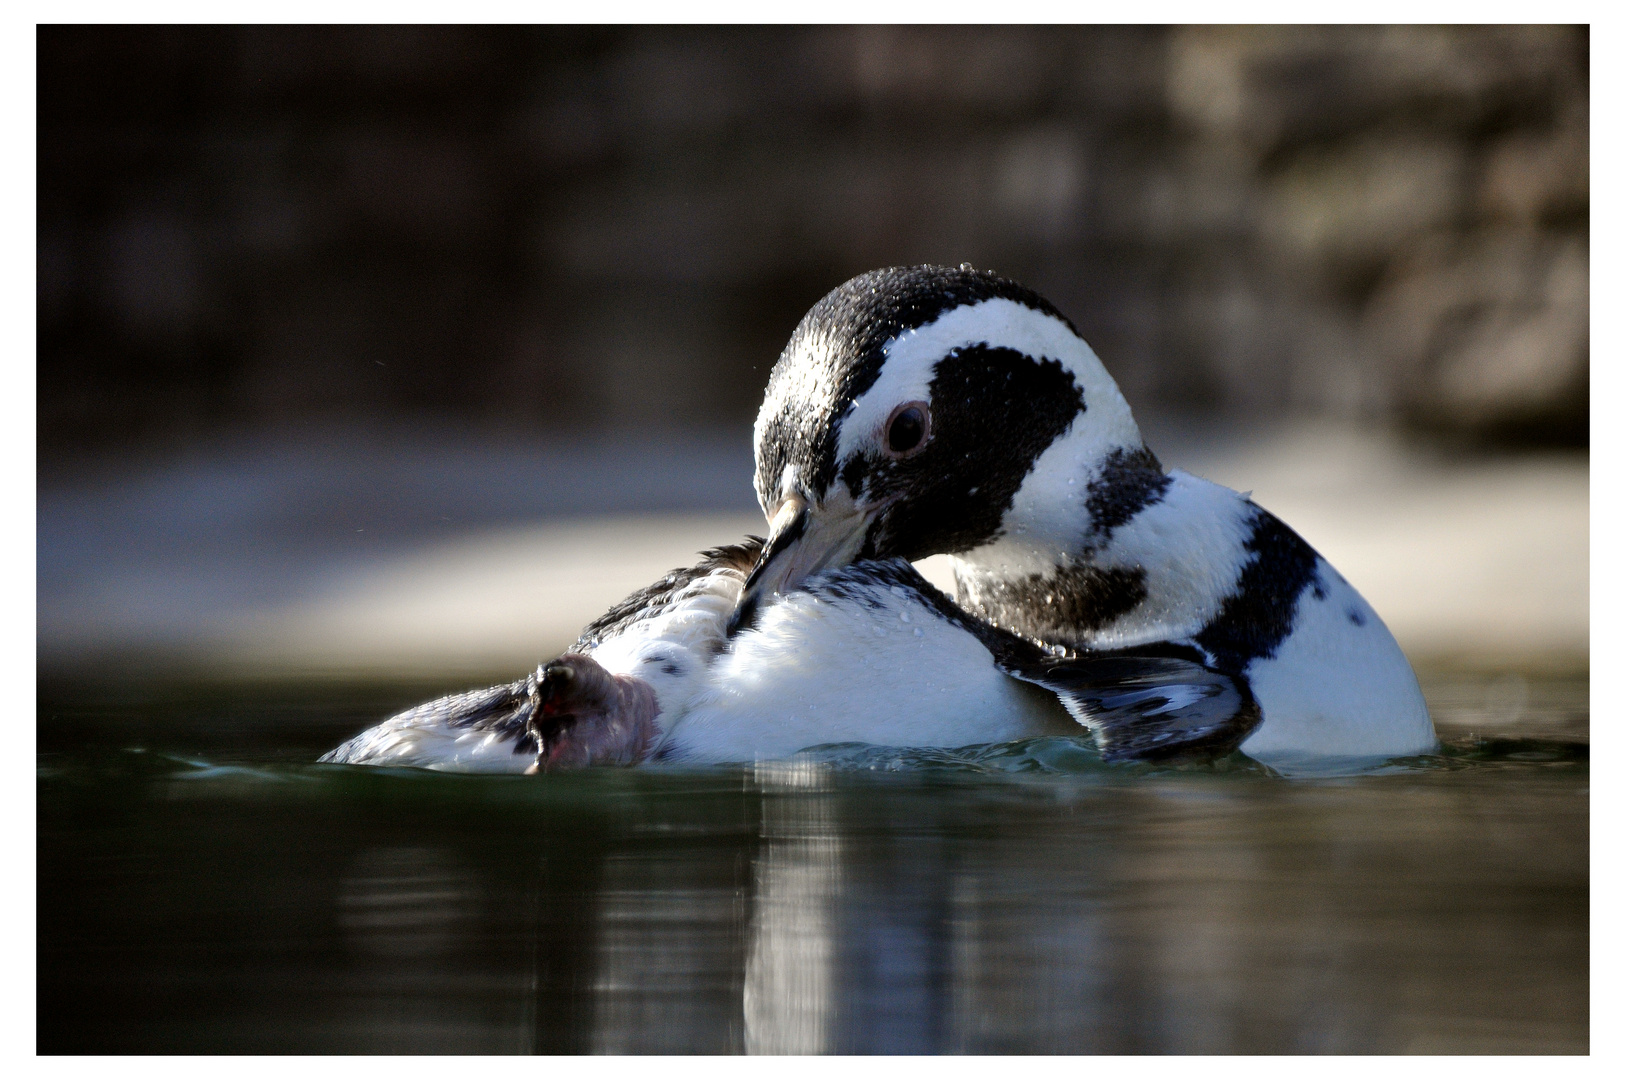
658, 590, 1075, 763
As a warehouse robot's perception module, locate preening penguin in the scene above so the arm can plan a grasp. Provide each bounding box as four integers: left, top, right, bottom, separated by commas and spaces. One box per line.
321, 539, 1261, 770
321, 263, 1434, 773
737, 264, 1436, 763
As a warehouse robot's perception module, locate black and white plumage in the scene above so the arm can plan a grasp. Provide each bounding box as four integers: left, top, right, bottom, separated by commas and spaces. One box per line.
737, 264, 1436, 763
322, 263, 1432, 772
320, 541, 758, 771
320, 539, 1262, 771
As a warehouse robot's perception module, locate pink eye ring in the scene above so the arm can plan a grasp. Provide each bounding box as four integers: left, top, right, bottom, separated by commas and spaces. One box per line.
883, 400, 932, 458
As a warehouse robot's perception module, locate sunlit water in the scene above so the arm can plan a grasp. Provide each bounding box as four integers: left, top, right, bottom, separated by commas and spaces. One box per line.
38, 672, 1587, 1054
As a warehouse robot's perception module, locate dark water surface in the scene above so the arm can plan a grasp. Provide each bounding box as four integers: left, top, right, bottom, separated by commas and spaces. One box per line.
38, 672, 1588, 1054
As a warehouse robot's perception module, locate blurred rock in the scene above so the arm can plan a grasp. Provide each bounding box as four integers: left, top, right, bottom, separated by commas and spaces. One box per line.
38, 26, 1588, 456
1478, 101, 1589, 227
1365, 230, 1588, 440
1265, 136, 1464, 270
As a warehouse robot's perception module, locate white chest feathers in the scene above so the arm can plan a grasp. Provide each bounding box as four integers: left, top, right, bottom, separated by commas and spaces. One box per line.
654, 579, 1073, 762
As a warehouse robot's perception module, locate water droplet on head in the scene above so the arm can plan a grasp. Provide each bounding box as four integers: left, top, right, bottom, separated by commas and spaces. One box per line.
913, 627, 924, 638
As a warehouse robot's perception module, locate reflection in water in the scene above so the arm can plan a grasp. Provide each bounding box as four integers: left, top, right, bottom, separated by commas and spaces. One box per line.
948, 849, 1114, 1052
341, 846, 476, 960
36, 679, 1589, 1054
744, 760, 841, 1054
590, 852, 750, 1053
829, 796, 957, 1053
335, 846, 501, 1053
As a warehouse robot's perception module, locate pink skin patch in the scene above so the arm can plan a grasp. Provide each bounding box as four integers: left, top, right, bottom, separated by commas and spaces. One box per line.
525, 653, 662, 772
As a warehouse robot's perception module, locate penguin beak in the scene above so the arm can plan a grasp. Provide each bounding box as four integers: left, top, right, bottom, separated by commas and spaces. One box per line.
729, 493, 875, 635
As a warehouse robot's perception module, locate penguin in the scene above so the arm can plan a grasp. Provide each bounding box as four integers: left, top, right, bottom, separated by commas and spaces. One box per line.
320, 538, 1261, 771
732, 264, 1437, 764
322, 264, 1433, 772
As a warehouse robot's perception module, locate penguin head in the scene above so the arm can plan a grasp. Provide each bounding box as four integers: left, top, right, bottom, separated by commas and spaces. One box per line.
737, 265, 1148, 626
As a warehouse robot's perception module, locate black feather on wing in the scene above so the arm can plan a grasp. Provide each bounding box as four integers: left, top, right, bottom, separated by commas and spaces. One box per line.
572, 536, 764, 652
417, 678, 539, 740
994, 647, 1261, 764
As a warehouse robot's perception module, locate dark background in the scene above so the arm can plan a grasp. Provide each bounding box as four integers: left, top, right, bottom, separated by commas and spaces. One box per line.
33, 32, 1591, 1055
38, 25, 1588, 463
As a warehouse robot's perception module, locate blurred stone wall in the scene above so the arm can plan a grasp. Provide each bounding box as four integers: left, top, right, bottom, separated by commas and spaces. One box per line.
38, 25, 1587, 456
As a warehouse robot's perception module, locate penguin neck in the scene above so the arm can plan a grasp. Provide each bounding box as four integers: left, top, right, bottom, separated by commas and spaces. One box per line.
953, 405, 1159, 581
947, 445, 1264, 648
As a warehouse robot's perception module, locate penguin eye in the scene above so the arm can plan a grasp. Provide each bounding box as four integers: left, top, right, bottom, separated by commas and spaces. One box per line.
884, 401, 931, 458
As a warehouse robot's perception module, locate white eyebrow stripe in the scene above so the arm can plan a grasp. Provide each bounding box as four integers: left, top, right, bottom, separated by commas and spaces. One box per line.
832, 297, 1116, 466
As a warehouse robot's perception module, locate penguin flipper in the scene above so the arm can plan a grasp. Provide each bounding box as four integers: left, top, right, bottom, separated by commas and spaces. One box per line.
318, 677, 540, 770
997, 651, 1261, 764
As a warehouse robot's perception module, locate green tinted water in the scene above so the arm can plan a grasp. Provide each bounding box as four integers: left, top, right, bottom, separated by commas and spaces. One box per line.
37, 672, 1587, 1054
